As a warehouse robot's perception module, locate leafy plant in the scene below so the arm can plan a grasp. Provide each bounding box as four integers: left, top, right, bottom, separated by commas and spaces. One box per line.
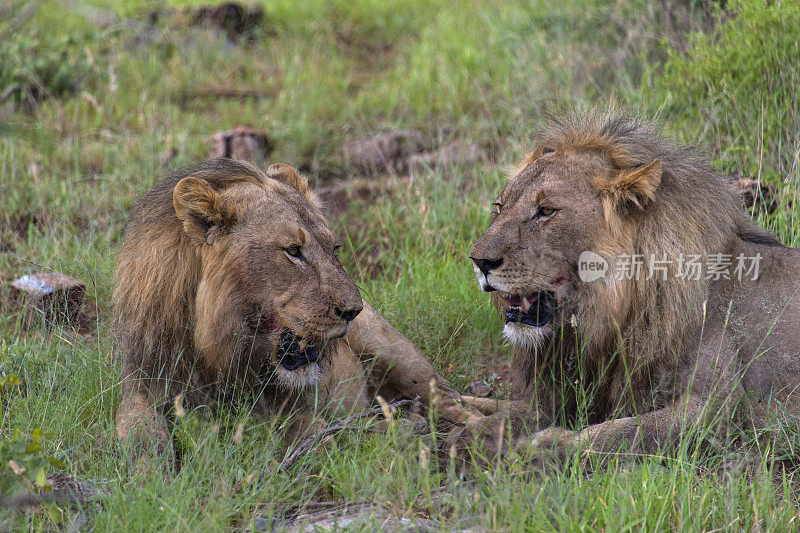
0, 32, 98, 106
647, 0, 800, 175
0, 375, 64, 500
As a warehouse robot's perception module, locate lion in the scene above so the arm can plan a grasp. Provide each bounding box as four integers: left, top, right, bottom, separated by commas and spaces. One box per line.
114, 158, 476, 465
460, 111, 800, 466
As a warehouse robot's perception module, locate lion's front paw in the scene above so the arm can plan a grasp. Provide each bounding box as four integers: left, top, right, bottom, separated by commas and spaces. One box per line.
116, 396, 176, 475
445, 414, 517, 468
514, 426, 579, 473
529, 426, 574, 449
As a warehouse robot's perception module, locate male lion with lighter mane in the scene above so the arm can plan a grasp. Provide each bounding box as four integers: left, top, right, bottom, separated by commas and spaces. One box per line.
114, 159, 476, 465
461, 111, 800, 465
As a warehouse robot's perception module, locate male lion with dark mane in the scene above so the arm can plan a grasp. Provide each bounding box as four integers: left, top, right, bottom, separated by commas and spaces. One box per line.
114, 159, 476, 464
461, 112, 800, 465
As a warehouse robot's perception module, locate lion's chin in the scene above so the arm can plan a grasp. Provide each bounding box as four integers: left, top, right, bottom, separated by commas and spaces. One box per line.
274, 363, 322, 392
503, 321, 550, 351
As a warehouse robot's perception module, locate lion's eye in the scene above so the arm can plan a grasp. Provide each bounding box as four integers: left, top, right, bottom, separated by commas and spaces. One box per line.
537, 206, 557, 218
285, 244, 303, 258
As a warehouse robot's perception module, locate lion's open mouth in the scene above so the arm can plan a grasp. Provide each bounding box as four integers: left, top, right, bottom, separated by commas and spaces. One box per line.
498, 291, 557, 327
278, 329, 322, 371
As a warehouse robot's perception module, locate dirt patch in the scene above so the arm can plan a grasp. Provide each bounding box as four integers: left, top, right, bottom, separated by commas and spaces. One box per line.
279, 502, 435, 532
407, 141, 488, 175
338, 131, 490, 177
339, 130, 427, 175
317, 177, 402, 219
148, 2, 265, 42
255, 483, 470, 532
332, 27, 396, 70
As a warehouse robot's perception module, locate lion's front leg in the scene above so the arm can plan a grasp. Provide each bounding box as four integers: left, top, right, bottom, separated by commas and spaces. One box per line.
343, 301, 482, 424
458, 395, 537, 417
446, 400, 552, 467
517, 395, 704, 470
320, 340, 372, 415
116, 386, 174, 472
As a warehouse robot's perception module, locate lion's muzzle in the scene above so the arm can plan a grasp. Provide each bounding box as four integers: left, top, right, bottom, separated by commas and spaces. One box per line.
278, 329, 322, 370
501, 291, 557, 327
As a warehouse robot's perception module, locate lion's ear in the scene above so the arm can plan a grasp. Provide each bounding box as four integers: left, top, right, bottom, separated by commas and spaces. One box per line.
514, 145, 555, 175
173, 177, 236, 244
267, 163, 309, 197
266, 162, 323, 212
594, 159, 662, 214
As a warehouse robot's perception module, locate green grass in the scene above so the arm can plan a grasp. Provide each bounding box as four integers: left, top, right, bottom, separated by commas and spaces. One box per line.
2, 0, 799, 529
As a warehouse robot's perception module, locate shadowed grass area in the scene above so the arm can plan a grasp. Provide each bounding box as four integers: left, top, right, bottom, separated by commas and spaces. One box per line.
2, 0, 799, 529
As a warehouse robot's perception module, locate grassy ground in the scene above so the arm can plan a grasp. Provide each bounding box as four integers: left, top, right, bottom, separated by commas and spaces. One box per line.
1, 0, 799, 530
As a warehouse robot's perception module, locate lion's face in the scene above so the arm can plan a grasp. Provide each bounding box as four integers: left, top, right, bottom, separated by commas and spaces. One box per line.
173, 165, 363, 390
470, 148, 640, 349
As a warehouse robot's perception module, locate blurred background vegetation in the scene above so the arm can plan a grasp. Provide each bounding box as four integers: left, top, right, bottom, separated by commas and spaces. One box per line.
1, 0, 799, 529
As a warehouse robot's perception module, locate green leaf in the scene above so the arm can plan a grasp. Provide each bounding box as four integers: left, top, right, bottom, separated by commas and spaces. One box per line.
45, 502, 64, 525
35, 466, 47, 488
25, 442, 42, 454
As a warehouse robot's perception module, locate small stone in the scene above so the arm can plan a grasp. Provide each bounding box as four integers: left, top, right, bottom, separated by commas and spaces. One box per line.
207, 126, 274, 161
339, 129, 427, 175
10, 272, 86, 326
465, 379, 491, 398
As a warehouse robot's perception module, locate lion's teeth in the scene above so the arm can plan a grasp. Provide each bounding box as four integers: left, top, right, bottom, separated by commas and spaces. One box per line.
521, 297, 532, 312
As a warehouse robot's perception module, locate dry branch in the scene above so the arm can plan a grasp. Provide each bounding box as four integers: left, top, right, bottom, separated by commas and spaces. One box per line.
279, 398, 416, 471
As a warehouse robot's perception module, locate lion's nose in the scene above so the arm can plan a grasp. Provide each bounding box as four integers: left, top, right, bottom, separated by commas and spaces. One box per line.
335, 305, 361, 323
470, 256, 503, 276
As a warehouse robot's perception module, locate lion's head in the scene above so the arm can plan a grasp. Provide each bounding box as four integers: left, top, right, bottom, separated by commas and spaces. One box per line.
114, 159, 362, 392
470, 112, 755, 361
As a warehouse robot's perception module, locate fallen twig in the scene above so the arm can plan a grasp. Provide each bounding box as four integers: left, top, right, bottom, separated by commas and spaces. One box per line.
279, 398, 416, 471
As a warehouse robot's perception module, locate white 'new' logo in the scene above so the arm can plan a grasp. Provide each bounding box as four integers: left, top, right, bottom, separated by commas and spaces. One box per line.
578, 251, 608, 282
